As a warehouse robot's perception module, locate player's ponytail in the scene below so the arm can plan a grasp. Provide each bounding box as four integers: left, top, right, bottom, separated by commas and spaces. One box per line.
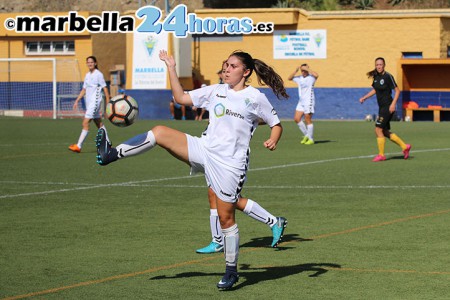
230, 51, 289, 100
366, 57, 385, 78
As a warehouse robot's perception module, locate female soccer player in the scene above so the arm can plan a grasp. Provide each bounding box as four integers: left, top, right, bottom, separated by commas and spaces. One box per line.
196, 60, 287, 255
69, 56, 110, 153
288, 63, 319, 145
95, 49, 288, 289
360, 57, 411, 162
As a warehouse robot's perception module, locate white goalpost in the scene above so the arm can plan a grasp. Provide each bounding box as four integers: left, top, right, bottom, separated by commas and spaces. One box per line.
0, 58, 83, 119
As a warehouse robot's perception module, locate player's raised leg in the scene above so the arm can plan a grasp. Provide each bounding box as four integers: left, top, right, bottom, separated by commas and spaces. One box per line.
96, 125, 189, 166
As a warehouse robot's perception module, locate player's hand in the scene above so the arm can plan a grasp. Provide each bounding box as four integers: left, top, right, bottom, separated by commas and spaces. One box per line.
359, 97, 365, 104
264, 139, 277, 151
389, 103, 396, 113
159, 50, 175, 69
73, 100, 78, 110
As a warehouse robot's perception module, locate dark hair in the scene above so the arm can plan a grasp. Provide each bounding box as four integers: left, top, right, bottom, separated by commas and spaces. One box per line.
301, 63, 307, 67
230, 50, 288, 100
86, 56, 98, 69
366, 57, 385, 78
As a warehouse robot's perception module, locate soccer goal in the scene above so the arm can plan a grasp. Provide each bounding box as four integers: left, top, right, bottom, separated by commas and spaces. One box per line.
0, 58, 83, 119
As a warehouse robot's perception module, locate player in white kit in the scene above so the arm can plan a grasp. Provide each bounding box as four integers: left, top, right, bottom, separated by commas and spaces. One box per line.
288, 64, 319, 145
196, 61, 287, 255
95, 50, 289, 290
69, 56, 110, 153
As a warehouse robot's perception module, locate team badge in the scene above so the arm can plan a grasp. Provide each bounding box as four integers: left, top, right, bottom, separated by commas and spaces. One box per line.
214, 103, 225, 117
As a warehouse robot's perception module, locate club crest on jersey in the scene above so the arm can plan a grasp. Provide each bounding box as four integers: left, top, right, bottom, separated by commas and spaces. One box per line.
244, 98, 251, 106
380, 79, 384, 85
214, 103, 226, 117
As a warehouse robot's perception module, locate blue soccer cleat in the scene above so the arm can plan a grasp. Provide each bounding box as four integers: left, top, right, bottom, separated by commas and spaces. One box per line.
217, 268, 239, 290
271, 217, 287, 248
96, 128, 118, 166
196, 242, 223, 254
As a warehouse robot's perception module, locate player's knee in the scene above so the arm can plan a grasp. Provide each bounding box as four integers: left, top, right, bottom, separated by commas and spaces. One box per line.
150, 125, 169, 144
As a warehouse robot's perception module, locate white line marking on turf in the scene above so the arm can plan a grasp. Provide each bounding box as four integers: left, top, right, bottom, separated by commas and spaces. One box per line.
250, 147, 450, 172
0, 181, 98, 186
0, 143, 69, 147
0, 175, 199, 199
100, 184, 450, 189
1, 147, 449, 200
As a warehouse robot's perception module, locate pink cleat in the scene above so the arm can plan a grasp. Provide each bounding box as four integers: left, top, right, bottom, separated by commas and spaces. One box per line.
372, 154, 386, 162
403, 144, 411, 159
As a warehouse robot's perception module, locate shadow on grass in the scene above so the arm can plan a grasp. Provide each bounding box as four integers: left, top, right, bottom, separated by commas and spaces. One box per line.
312, 140, 334, 144
388, 154, 413, 160
240, 233, 311, 250
150, 262, 341, 290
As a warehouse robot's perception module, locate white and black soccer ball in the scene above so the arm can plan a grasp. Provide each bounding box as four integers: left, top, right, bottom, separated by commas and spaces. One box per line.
364, 114, 373, 122
106, 94, 139, 127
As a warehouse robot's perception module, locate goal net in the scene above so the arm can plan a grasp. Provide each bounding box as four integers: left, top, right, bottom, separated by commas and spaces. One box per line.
0, 58, 83, 119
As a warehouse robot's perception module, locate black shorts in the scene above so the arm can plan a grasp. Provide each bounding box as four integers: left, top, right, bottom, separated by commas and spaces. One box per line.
375, 106, 393, 130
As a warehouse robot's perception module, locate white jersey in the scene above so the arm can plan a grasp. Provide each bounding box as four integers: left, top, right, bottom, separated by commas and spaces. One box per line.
83, 69, 106, 105
189, 84, 280, 169
293, 74, 316, 104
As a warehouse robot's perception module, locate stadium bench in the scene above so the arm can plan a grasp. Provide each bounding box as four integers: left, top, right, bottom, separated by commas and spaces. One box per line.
404, 107, 450, 122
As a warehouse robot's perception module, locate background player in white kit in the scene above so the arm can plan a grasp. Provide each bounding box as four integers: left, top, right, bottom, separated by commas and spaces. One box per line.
69, 56, 110, 153
95, 49, 289, 290
288, 63, 319, 145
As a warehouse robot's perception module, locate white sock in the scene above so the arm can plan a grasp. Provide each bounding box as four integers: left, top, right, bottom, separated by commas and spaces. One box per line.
307, 124, 314, 141
222, 224, 239, 267
209, 209, 222, 245
100, 125, 110, 143
243, 199, 277, 227
116, 131, 156, 158
77, 129, 89, 149
298, 121, 308, 136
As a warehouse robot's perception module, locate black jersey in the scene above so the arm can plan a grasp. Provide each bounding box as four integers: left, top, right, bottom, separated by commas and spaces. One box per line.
372, 72, 397, 107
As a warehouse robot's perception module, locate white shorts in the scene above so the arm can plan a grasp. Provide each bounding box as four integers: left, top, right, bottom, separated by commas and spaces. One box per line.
84, 88, 104, 119
186, 134, 246, 203
296, 100, 315, 114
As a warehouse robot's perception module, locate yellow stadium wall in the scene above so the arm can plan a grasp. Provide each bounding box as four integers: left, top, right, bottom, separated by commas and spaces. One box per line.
191, 9, 446, 90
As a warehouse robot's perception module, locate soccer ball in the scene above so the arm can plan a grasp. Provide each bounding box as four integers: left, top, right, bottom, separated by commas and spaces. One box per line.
364, 114, 373, 122
105, 94, 139, 127
404, 115, 411, 122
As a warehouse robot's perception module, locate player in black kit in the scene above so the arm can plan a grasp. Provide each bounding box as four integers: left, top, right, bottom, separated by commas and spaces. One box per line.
359, 57, 411, 162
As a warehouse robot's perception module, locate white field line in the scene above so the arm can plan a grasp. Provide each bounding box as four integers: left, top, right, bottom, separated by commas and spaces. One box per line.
1, 147, 449, 200
96, 184, 450, 189
0, 143, 69, 147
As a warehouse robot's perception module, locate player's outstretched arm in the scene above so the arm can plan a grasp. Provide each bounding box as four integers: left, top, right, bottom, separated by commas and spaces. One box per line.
159, 50, 193, 106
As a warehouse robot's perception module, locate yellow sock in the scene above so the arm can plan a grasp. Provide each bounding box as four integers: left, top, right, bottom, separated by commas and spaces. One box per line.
390, 133, 407, 150
377, 137, 385, 156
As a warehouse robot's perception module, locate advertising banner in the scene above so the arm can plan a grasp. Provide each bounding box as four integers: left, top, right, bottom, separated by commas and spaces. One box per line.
273, 30, 327, 59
